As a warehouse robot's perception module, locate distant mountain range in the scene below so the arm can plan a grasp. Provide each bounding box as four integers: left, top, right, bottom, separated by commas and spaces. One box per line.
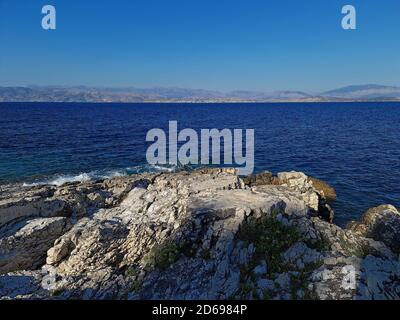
322, 84, 400, 100
1, 84, 400, 103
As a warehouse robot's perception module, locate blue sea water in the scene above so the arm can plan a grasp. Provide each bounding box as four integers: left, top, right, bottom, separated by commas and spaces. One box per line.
0, 102, 399, 226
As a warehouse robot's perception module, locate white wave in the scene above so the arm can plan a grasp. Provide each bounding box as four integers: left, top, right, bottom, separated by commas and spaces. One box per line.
22, 170, 126, 187
126, 164, 179, 174
21, 164, 180, 187
149, 164, 177, 172
47, 173, 92, 186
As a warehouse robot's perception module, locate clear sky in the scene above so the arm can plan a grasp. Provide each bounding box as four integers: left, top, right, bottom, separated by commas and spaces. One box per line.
1, 0, 399, 92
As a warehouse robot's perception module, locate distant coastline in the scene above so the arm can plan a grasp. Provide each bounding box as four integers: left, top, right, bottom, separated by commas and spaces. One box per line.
2, 99, 400, 104
1, 84, 400, 103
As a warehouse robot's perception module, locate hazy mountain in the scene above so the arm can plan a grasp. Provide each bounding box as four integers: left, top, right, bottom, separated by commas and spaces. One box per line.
267, 91, 312, 99
1, 85, 399, 102
322, 84, 400, 99
228, 90, 311, 100
0, 86, 225, 102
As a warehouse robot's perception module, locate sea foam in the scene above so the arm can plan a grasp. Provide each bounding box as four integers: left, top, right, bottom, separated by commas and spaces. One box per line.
21, 164, 179, 187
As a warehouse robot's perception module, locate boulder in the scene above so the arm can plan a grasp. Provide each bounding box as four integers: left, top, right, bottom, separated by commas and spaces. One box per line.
308, 177, 337, 203
347, 205, 400, 254
0, 217, 72, 273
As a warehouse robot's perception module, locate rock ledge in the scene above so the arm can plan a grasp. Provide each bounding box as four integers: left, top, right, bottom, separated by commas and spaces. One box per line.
0, 169, 399, 300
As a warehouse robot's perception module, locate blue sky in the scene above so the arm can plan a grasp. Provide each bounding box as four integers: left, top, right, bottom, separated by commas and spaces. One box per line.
1, 0, 399, 92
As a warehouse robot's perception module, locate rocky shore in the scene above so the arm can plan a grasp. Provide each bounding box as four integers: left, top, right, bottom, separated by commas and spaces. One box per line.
0, 168, 399, 300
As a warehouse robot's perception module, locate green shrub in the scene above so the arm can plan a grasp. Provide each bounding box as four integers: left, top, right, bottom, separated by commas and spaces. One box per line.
143, 241, 181, 270
237, 212, 300, 276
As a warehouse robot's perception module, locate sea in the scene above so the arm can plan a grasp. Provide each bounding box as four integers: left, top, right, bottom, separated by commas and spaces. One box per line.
1, 102, 399, 226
